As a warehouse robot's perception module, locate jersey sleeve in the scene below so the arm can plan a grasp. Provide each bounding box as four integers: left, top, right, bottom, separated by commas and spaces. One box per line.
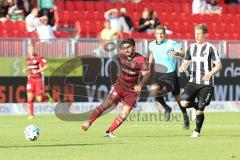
184, 46, 191, 61
148, 43, 152, 53
38, 56, 47, 66
209, 46, 220, 62
172, 40, 182, 52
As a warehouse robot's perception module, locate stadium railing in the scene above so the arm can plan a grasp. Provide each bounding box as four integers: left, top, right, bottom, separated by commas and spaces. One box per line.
0, 38, 239, 58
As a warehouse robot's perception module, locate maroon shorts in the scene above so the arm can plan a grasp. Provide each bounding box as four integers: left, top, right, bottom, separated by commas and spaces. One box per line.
26, 78, 43, 97
107, 83, 138, 108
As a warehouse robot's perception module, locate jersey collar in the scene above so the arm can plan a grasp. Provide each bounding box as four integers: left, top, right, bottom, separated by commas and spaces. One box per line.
155, 38, 167, 45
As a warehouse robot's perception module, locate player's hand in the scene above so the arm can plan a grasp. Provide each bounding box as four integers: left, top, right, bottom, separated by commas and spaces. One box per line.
178, 67, 185, 73
169, 51, 177, 57
202, 72, 212, 81
134, 84, 143, 93
144, 21, 150, 25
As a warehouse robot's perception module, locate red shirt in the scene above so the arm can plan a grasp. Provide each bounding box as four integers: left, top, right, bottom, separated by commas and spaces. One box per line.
26, 55, 47, 78
116, 52, 148, 89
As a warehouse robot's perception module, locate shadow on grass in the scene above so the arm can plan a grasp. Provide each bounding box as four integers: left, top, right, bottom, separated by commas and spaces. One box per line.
123, 134, 189, 138
0, 142, 124, 149
125, 134, 240, 138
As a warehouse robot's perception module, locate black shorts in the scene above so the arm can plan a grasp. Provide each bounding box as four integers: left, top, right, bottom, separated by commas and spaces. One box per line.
151, 71, 180, 96
181, 82, 214, 111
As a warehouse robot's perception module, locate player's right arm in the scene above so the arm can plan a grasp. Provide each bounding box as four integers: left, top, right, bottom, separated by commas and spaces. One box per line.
179, 47, 191, 72
179, 60, 191, 73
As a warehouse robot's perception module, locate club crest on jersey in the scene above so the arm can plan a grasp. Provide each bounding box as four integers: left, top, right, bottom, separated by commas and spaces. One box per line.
111, 91, 117, 98
32, 59, 37, 63
130, 61, 136, 68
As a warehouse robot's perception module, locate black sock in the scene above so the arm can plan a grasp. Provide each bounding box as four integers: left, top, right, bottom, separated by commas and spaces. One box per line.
155, 96, 171, 111
195, 114, 205, 133
177, 101, 187, 114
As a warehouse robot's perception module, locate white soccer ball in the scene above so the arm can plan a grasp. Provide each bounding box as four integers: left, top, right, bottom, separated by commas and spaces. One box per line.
24, 125, 40, 141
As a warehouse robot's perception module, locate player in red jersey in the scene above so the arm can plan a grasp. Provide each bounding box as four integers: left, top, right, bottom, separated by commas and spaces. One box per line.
81, 38, 150, 138
24, 44, 48, 119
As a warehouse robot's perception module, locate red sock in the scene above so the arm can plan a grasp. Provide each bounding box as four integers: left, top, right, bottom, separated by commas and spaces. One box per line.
88, 105, 105, 125
28, 99, 34, 116
107, 116, 125, 132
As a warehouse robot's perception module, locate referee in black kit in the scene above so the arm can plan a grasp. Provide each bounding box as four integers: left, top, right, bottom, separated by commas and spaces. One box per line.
179, 24, 222, 137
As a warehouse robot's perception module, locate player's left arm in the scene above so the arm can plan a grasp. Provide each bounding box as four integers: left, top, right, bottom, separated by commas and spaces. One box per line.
202, 47, 222, 81
134, 58, 150, 93
168, 41, 185, 58
33, 57, 48, 73
134, 70, 150, 93
202, 60, 222, 81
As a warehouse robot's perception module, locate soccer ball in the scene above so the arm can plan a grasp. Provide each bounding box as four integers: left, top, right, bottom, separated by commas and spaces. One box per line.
24, 125, 40, 141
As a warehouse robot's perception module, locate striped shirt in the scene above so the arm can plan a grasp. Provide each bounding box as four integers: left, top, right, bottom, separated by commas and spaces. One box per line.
185, 42, 221, 85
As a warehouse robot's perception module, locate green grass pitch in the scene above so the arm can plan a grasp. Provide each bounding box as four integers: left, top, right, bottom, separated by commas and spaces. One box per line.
0, 112, 240, 160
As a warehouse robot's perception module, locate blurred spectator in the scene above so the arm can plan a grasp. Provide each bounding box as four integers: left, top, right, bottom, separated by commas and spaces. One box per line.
150, 10, 160, 29
100, 20, 119, 41
192, 0, 210, 14
38, 0, 56, 26
94, 20, 120, 57
7, 0, 25, 20
207, 0, 222, 15
35, 16, 56, 42
0, 0, 24, 21
119, 7, 135, 33
149, 11, 172, 34
104, 8, 121, 33
224, 0, 239, 4
138, 8, 155, 33
25, 8, 39, 32
14, 0, 34, 16
0, 0, 11, 21
132, 0, 142, 3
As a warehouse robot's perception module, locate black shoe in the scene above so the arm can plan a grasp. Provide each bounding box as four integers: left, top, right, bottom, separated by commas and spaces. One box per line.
164, 107, 172, 121
183, 114, 190, 130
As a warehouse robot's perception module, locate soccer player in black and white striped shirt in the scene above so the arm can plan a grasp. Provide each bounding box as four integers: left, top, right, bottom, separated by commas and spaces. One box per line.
179, 24, 222, 137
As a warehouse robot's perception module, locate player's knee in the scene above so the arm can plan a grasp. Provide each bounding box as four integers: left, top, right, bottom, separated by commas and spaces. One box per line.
120, 107, 131, 119
36, 96, 42, 102
150, 84, 159, 96
120, 112, 129, 119
180, 101, 189, 108
196, 110, 204, 115
102, 99, 114, 109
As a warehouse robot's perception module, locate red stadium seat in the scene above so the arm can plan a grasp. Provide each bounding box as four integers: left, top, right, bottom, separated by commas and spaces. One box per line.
84, 1, 96, 14
2, 20, 14, 31
51, 0, 240, 40
182, 3, 191, 14
54, 31, 71, 38
75, 1, 85, 12
55, 0, 65, 10
65, 1, 76, 11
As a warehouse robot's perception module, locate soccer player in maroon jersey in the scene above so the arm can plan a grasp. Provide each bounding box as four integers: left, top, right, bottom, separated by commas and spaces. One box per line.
24, 44, 48, 119
81, 38, 150, 138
